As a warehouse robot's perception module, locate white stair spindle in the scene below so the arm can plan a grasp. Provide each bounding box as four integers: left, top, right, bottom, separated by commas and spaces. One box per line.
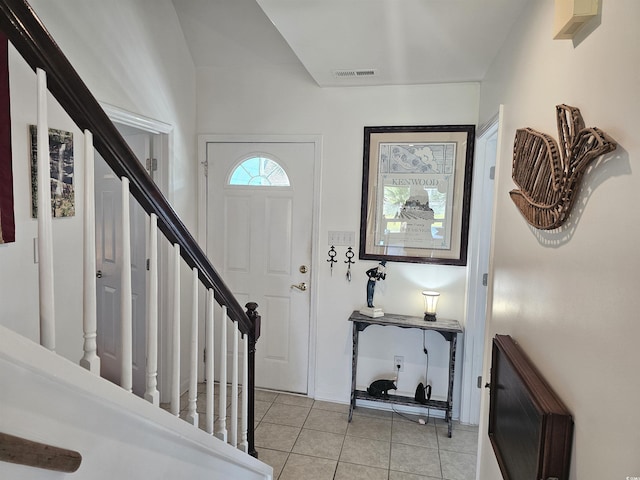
230, 323, 239, 447
80, 129, 99, 372
186, 267, 199, 426
205, 288, 215, 434
120, 177, 133, 393
215, 305, 228, 442
36, 68, 55, 351
144, 213, 159, 405
170, 243, 181, 416
240, 333, 249, 453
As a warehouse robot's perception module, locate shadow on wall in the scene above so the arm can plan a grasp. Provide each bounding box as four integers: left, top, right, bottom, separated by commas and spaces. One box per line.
571, 2, 603, 48
527, 146, 629, 247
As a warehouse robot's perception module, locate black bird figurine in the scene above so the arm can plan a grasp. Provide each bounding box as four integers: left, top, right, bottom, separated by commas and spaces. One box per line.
510, 104, 617, 230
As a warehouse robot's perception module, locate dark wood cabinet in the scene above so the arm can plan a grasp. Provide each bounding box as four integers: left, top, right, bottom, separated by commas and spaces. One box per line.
489, 334, 574, 480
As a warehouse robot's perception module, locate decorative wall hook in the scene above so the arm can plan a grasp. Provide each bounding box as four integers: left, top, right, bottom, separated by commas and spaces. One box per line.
345, 247, 355, 282
510, 104, 617, 230
327, 246, 337, 276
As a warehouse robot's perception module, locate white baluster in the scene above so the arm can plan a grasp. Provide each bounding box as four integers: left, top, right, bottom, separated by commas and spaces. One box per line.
170, 244, 181, 416
144, 213, 159, 405
36, 68, 55, 351
120, 177, 133, 393
205, 288, 215, 434
80, 129, 100, 372
240, 333, 249, 453
186, 267, 199, 426
215, 305, 228, 442
230, 322, 239, 447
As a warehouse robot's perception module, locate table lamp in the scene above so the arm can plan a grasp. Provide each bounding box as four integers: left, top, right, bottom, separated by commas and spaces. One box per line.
422, 291, 440, 321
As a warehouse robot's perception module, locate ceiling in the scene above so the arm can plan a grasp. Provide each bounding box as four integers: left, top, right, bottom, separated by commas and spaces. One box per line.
172, 0, 529, 87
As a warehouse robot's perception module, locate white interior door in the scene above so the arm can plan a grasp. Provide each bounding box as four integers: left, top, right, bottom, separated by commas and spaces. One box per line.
460, 115, 500, 425
95, 131, 154, 396
206, 141, 314, 394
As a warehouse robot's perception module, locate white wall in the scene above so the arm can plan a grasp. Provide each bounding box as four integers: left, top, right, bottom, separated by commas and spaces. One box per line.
477, 2, 640, 479
28, 0, 197, 224
0, 48, 85, 360
0, 1, 196, 364
197, 58, 479, 410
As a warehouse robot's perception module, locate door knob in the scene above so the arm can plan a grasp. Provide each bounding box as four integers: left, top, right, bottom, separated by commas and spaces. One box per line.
96, 270, 103, 279
291, 282, 307, 292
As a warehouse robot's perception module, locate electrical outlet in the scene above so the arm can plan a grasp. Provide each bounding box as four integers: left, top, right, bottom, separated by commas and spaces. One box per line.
394, 355, 404, 372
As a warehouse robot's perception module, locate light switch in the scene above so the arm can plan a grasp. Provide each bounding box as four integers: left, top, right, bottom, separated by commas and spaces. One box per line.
328, 231, 355, 246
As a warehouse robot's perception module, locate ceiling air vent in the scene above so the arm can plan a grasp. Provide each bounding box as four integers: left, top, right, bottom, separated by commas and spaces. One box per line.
333, 69, 377, 79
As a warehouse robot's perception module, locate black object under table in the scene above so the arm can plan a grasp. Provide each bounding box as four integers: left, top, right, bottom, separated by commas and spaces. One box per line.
347, 310, 463, 437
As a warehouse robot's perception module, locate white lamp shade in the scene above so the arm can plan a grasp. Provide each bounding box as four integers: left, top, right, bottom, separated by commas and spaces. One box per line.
422, 291, 440, 316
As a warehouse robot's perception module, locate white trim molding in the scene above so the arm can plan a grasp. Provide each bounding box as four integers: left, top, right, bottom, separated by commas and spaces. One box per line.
99, 102, 173, 134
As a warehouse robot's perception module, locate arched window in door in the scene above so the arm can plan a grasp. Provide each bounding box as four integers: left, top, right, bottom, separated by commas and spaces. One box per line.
228, 156, 290, 186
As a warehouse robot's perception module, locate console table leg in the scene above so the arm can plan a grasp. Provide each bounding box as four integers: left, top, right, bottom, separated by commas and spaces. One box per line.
349, 324, 359, 422
446, 333, 458, 438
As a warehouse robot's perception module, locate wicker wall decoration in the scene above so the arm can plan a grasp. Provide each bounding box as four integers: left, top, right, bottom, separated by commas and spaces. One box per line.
510, 104, 616, 230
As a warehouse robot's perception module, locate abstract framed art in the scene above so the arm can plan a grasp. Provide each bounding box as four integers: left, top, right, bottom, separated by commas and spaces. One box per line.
29, 125, 75, 218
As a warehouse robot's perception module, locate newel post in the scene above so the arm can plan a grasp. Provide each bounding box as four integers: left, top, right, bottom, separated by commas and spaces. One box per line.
245, 302, 261, 458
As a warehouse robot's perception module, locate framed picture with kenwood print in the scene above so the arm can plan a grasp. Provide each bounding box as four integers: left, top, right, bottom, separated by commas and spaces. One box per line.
359, 124, 475, 265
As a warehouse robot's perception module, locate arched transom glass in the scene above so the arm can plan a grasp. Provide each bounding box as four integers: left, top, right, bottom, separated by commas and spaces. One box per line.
228, 156, 290, 186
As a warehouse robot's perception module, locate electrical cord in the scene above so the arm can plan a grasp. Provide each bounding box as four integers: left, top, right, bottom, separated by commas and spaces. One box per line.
423, 330, 431, 424
389, 345, 432, 425
391, 402, 430, 424
390, 363, 417, 422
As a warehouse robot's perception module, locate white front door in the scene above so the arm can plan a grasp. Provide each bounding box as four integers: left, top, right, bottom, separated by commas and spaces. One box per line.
95, 131, 154, 396
206, 141, 314, 394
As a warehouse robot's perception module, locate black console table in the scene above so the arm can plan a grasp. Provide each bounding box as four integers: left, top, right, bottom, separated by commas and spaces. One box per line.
348, 310, 463, 437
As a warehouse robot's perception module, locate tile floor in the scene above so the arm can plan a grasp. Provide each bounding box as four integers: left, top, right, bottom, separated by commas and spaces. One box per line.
175, 384, 479, 480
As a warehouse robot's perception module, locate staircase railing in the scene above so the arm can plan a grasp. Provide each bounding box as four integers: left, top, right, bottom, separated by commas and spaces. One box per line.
0, 0, 261, 459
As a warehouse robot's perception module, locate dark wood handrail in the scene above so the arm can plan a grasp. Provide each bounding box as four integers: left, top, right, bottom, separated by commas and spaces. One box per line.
0, 432, 82, 473
0, 0, 251, 334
